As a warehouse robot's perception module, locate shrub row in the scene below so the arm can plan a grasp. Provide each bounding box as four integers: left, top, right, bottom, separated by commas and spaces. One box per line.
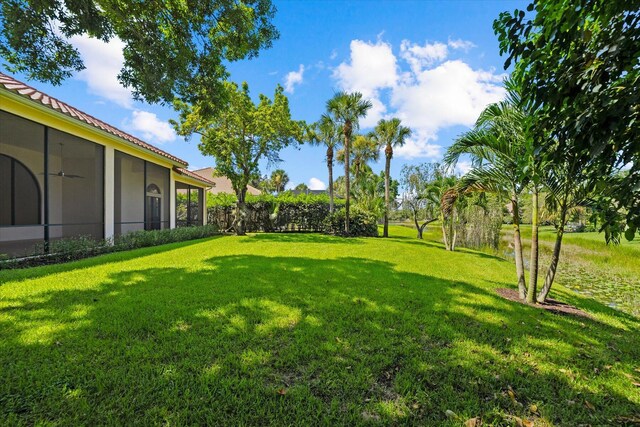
207, 193, 346, 233
0, 224, 219, 269
323, 208, 379, 237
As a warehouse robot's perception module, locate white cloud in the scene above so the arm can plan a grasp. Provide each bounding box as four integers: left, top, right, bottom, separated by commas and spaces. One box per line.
69, 35, 133, 108
284, 64, 305, 93
395, 137, 441, 159
309, 177, 327, 190
332, 38, 506, 160
124, 110, 176, 144
455, 160, 473, 175
448, 38, 477, 51
333, 39, 398, 97
400, 40, 448, 74
392, 60, 506, 138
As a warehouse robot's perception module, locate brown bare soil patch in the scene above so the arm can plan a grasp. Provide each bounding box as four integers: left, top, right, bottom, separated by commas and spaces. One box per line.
496, 288, 592, 319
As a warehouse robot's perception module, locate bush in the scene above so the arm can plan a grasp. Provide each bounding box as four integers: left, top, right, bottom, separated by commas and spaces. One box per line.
323, 208, 379, 237
207, 193, 344, 233
0, 224, 219, 269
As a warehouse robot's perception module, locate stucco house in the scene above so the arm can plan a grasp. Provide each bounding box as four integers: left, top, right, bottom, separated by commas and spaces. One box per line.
0, 72, 213, 257
191, 167, 262, 196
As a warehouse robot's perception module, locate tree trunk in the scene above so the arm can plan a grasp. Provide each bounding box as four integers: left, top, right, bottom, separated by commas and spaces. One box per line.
327, 147, 334, 213
344, 121, 351, 234
537, 206, 567, 303
413, 211, 422, 239
441, 212, 450, 250
235, 188, 248, 236
512, 197, 527, 300
450, 209, 457, 251
417, 219, 436, 239
383, 146, 392, 237
526, 189, 539, 304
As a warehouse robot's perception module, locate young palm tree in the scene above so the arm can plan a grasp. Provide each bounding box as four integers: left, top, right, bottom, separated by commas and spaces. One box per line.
536, 152, 594, 303
270, 169, 289, 194
307, 115, 341, 212
337, 134, 380, 182
445, 97, 531, 299
326, 92, 372, 233
371, 118, 412, 237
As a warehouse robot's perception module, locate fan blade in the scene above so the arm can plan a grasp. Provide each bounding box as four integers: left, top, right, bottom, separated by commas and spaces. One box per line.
65, 174, 84, 179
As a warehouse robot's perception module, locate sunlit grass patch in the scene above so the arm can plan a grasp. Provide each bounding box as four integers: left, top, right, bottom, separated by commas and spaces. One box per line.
0, 226, 638, 425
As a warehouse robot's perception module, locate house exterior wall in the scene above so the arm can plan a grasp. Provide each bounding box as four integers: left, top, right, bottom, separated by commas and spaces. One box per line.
1, 87, 210, 257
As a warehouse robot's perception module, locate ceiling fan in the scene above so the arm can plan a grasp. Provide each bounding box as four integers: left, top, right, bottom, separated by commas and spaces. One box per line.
48, 143, 84, 179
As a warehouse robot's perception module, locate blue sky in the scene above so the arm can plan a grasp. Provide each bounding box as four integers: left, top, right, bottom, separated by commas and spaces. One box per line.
1, 0, 526, 190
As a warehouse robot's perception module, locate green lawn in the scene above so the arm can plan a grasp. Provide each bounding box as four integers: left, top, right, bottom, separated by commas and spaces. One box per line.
1, 226, 638, 425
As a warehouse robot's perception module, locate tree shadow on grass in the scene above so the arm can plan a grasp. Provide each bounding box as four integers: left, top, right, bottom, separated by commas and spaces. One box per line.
1, 255, 638, 425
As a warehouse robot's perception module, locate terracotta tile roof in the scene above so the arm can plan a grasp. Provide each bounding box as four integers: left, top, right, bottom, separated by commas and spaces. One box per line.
191, 167, 262, 195
174, 167, 215, 186
0, 72, 188, 166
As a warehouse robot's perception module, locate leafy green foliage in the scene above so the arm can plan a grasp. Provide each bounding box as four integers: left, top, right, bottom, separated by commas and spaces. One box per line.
269, 169, 289, 194
0, 225, 219, 269
306, 114, 342, 211
370, 118, 412, 237
494, 0, 640, 239
0, 0, 278, 110
207, 193, 344, 233
326, 92, 373, 233
173, 81, 304, 234
323, 208, 379, 237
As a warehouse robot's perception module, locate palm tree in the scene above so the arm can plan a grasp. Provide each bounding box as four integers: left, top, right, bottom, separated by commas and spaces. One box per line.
445, 95, 531, 299
337, 134, 380, 182
270, 169, 289, 194
536, 151, 595, 303
371, 118, 412, 237
307, 115, 341, 212
425, 171, 459, 250
326, 92, 372, 233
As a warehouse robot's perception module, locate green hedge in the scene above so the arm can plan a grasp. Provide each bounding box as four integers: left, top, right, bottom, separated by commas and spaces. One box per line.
0, 224, 219, 269
208, 193, 346, 233
323, 208, 379, 237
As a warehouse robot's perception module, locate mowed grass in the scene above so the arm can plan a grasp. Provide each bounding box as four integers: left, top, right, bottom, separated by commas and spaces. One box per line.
1, 226, 639, 425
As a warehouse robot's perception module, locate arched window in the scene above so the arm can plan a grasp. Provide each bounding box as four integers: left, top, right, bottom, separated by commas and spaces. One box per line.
146, 183, 161, 195
0, 154, 41, 225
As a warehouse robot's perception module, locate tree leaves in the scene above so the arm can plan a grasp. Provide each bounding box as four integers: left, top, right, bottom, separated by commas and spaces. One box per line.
494, 0, 640, 238
0, 0, 279, 110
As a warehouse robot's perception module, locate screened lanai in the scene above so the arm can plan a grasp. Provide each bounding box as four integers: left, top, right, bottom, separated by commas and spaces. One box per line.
0, 72, 212, 258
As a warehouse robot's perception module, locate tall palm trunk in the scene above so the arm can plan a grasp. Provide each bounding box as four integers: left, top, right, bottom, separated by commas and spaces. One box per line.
383, 144, 392, 237
327, 146, 334, 213
511, 196, 527, 299
526, 189, 539, 303
344, 120, 352, 234
537, 204, 567, 303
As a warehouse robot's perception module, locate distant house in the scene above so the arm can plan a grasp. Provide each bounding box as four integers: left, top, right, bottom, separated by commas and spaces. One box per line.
191, 167, 261, 196
0, 73, 212, 257
289, 188, 328, 196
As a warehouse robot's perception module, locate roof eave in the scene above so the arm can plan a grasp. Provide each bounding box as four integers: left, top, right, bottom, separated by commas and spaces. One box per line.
0, 83, 188, 168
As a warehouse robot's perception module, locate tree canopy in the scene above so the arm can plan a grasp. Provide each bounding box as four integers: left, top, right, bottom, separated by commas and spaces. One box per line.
494, 0, 639, 239
173, 81, 304, 234
0, 0, 278, 111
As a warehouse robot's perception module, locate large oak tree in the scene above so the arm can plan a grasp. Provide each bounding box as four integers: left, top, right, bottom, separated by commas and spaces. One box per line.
0, 0, 278, 112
